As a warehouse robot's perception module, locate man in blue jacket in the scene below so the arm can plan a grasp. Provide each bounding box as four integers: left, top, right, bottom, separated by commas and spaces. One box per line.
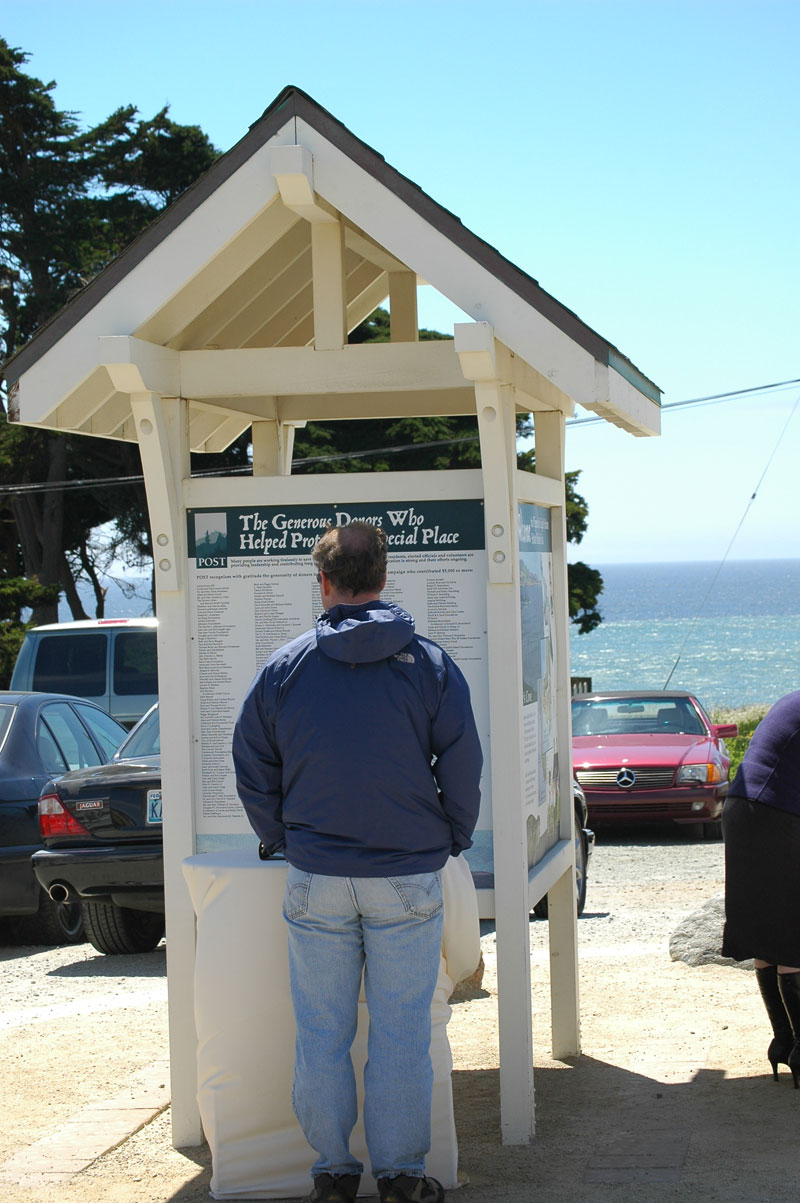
233, 521, 482, 1203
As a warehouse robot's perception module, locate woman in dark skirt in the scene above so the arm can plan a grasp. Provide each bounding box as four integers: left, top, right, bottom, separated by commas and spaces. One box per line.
722, 690, 800, 1086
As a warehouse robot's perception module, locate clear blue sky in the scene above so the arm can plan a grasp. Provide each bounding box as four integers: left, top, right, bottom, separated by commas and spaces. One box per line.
3, 0, 798, 563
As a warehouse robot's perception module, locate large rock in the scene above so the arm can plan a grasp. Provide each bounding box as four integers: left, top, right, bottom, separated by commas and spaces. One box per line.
669, 894, 753, 971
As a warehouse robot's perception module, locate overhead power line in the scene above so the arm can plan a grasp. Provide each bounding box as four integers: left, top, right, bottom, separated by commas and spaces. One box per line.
0, 376, 796, 499
662, 389, 800, 688
566, 376, 800, 428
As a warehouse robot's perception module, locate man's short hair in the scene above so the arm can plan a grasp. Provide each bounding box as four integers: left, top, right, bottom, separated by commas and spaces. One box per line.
312, 522, 387, 597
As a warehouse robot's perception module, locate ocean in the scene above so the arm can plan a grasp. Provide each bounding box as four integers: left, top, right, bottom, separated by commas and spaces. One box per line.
570, 559, 800, 710
64, 558, 800, 712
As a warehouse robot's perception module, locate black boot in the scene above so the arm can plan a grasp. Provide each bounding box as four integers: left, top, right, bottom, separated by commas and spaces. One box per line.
776, 970, 800, 1089
756, 965, 794, 1081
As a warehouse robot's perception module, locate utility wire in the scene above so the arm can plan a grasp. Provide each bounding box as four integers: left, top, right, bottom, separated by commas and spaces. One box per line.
662, 391, 800, 688
0, 377, 796, 499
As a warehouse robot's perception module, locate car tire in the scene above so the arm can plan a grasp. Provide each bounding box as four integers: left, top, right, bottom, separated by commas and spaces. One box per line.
21, 889, 85, 946
81, 902, 165, 955
682, 821, 708, 840
533, 811, 588, 919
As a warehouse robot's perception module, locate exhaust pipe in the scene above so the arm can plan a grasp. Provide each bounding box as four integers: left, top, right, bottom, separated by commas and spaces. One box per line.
47, 882, 72, 904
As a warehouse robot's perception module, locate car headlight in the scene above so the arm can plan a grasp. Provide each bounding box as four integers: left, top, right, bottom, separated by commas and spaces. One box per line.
676, 763, 724, 785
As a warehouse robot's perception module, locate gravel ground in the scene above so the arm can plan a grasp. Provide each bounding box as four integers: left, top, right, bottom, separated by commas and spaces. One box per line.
2, 827, 797, 1203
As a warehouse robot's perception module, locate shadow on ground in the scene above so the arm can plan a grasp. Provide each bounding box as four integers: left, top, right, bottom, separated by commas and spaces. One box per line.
451, 1055, 800, 1202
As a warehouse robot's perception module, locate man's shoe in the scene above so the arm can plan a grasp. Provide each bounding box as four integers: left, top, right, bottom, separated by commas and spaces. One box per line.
377, 1175, 445, 1203
307, 1172, 361, 1202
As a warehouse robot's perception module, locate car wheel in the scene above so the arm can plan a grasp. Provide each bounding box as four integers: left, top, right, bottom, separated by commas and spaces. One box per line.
682, 821, 707, 840
533, 811, 588, 919
81, 901, 165, 955
22, 889, 85, 946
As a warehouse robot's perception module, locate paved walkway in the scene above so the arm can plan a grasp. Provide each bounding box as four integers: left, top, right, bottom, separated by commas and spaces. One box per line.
0, 1060, 170, 1190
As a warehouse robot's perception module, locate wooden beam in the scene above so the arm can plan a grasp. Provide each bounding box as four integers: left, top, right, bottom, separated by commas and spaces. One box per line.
245, 279, 313, 349
243, 250, 381, 350
311, 219, 347, 350
347, 273, 389, 338
274, 388, 475, 422
344, 222, 408, 273
99, 336, 180, 395
134, 199, 298, 347
82, 392, 133, 439
222, 246, 312, 348
389, 271, 419, 342
179, 341, 467, 398
199, 416, 251, 454
174, 219, 310, 351
187, 408, 235, 450
53, 369, 117, 431
251, 419, 295, 475
189, 396, 278, 423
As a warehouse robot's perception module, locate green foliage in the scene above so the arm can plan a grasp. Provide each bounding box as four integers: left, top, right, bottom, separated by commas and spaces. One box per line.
0, 35, 605, 637
295, 308, 604, 630
712, 704, 770, 780
565, 560, 604, 634
0, 38, 219, 620
0, 575, 59, 687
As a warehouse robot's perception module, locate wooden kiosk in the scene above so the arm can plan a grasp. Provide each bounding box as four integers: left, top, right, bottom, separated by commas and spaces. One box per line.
8, 88, 661, 1155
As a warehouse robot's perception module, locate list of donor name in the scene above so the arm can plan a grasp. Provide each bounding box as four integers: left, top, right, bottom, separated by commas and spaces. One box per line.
188, 500, 489, 839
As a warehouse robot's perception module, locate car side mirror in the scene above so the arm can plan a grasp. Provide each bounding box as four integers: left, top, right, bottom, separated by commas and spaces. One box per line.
713, 723, 739, 739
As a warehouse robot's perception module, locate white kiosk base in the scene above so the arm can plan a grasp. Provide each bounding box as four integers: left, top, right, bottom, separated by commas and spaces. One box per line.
182, 850, 480, 1199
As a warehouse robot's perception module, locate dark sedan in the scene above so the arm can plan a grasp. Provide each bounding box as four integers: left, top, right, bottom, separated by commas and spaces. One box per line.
33, 703, 165, 955
0, 691, 127, 943
572, 690, 738, 835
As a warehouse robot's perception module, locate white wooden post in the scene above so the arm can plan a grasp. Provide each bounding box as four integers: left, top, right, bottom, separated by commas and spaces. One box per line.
388, 270, 419, 342
480, 398, 535, 1141
131, 392, 203, 1146
311, 219, 347, 350
533, 409, 580, 1057
252, 416, 294, 476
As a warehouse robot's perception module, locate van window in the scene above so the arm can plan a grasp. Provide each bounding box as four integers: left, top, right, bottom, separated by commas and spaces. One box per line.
32, 634, 107, 697
113, 632, 158, 696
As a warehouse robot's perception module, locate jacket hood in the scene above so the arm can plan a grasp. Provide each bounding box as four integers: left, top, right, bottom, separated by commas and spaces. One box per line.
316, 600, 415, 663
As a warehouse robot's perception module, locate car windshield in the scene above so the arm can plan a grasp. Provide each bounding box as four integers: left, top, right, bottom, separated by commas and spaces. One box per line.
572, 697, 705, 737
0, 703, 17, 755
116, 706, 160, 760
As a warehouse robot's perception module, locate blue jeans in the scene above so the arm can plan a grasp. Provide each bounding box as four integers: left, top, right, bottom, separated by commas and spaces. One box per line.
283, 866, 444, 1179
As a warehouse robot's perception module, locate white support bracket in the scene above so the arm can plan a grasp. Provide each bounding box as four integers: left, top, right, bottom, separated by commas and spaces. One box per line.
269, 144, 339, 224
130, 392, 185, 593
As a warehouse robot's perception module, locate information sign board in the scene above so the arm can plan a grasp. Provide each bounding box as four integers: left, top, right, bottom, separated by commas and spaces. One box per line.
187, 498, 492, 854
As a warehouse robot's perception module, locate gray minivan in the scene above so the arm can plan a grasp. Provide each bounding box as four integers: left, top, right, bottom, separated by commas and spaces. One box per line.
10, 619, 158, 727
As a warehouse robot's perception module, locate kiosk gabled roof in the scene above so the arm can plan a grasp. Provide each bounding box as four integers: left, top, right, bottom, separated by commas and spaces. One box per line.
7, 85, 660, 446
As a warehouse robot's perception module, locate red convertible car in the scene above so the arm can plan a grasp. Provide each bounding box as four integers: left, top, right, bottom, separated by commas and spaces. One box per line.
571, 691, 738, 835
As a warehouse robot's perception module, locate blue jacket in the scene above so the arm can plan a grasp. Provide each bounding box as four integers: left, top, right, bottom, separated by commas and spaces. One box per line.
232, 600, 482, 877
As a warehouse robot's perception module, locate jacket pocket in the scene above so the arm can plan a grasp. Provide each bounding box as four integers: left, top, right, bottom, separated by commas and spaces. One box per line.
388, 871, 443, 918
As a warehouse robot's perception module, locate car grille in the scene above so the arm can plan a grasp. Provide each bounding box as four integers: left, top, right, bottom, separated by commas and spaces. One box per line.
575, 768, 676, 789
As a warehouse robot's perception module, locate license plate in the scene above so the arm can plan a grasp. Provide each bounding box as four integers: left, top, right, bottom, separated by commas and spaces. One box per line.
146, 789, 163, 824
